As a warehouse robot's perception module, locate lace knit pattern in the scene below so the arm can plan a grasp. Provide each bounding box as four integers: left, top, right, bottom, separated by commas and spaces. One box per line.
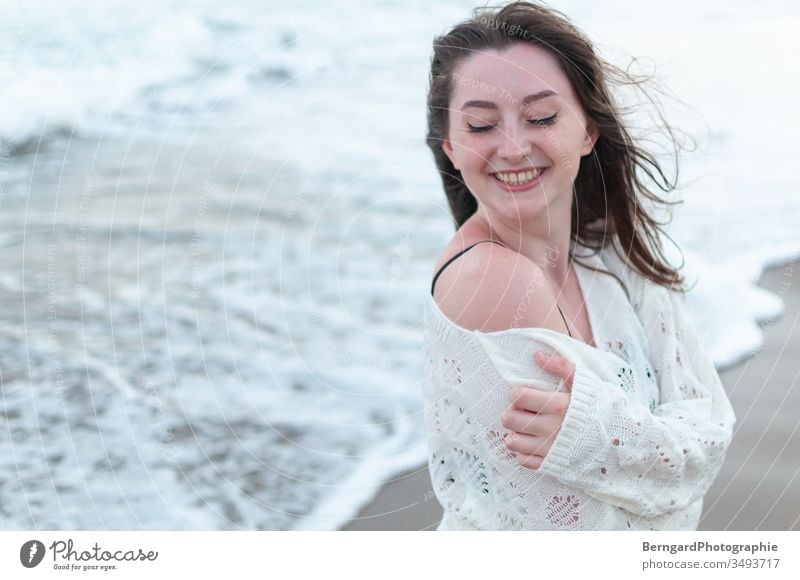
422, 241, 736, 531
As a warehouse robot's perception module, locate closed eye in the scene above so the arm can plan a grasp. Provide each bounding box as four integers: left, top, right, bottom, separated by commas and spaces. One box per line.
527, 113, 558, 126
466, 123, 495, 133
466, 113, 558, 133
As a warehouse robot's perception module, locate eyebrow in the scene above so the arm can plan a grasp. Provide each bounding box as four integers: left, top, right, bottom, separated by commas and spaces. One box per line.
460, 90, 559, 111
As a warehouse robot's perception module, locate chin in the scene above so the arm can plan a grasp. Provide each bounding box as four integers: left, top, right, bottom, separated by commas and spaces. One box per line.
489, 202, 547, 224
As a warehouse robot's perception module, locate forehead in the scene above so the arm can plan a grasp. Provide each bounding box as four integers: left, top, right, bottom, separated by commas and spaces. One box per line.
451, 43, 575, 107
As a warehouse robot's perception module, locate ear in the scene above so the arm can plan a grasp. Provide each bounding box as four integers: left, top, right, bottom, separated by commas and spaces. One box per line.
442, 137, 460, 171
580, 121, 599, 157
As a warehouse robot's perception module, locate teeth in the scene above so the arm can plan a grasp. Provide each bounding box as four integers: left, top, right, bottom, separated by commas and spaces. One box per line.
494, 168, 543, 185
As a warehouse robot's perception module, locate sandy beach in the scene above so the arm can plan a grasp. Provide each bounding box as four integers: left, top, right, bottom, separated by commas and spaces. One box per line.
342, 257, 800, 531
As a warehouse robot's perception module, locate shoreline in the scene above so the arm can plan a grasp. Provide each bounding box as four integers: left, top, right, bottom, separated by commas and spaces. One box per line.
342, 257, 800, 531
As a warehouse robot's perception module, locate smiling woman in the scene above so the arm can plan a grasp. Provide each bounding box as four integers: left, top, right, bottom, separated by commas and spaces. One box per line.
421, 1, 735, 531
442, 43, 597, 233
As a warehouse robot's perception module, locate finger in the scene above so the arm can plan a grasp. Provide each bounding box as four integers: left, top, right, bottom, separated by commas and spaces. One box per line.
501, 408, 537, 433
516, 452, 544, 470
505, 431, 553, 457
563, 372, 575, 393
537, 355, 573, 379
501, 408, 562, 436
509, 387, 569, 416
535, 356, 576, 393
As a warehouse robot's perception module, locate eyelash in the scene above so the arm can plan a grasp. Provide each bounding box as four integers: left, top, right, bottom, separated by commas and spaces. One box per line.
466, 113, 558, 133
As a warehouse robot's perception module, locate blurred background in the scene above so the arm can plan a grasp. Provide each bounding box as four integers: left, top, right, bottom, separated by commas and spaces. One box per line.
1, 0, 798, 530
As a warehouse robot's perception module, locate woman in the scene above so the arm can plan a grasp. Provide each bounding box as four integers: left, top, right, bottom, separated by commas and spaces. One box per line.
422, 1, 735, 530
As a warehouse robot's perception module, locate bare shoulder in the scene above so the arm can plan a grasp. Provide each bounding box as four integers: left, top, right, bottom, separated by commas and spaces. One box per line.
432, 233, 568, 335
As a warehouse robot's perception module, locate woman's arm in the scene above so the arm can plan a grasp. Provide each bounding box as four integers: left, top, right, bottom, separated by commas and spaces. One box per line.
520, 285, 737, 519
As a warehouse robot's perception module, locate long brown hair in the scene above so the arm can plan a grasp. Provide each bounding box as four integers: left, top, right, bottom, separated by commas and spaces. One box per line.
426, 1, 691, 294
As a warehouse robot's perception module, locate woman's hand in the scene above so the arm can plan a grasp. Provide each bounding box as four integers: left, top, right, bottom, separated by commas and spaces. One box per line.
501, 351, 576, 470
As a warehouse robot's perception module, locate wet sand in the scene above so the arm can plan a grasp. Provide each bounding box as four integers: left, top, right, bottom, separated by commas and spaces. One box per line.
342, 258, 800, 531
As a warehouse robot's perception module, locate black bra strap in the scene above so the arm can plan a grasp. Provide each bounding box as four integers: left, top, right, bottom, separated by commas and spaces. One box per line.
430, 240, 507, 297
431, 239, 577, 339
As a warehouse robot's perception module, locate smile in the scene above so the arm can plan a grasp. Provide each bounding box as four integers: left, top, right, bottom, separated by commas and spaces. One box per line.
491, 167, 548, 191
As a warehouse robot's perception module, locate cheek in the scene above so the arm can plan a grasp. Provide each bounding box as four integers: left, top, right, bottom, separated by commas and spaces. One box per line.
457, 138, 494, 173
544, 130, 585, 171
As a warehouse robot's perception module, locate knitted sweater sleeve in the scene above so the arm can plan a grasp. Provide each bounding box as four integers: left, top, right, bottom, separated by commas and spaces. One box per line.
535, 282, 737, 519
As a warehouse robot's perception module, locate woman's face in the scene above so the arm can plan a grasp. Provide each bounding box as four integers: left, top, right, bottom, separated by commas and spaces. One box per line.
442, 42, 598, 224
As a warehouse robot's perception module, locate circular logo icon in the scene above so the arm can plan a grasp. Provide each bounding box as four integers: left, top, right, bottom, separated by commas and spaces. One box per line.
20, 540, 46, 568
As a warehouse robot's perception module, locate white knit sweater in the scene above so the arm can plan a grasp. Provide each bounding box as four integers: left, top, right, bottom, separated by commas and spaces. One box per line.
422, 239, 736, 531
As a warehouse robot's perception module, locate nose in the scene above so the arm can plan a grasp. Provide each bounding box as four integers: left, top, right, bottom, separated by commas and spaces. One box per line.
497, 122, 532, 163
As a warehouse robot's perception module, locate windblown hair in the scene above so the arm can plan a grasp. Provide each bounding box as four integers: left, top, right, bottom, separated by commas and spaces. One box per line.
426, 1, 691, 294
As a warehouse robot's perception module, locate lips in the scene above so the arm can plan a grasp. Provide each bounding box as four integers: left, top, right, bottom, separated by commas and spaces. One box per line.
490, 167, 548, 191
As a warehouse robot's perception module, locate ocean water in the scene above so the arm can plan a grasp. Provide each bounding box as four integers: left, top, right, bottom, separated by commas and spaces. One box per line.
0, 0, 798, 530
